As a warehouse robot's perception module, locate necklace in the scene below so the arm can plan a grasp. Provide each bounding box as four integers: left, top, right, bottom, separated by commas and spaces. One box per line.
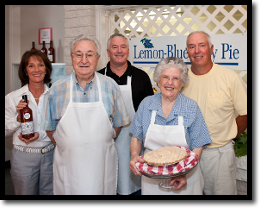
29, 87, 44, 100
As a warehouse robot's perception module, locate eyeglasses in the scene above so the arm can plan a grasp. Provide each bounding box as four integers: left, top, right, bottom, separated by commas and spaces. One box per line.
72, 52, 98, 60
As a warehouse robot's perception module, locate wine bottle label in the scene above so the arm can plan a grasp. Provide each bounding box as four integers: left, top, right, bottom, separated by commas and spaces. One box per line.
48, 54, 53, 61
21, 121, 34, 135
24, 113, 30, 119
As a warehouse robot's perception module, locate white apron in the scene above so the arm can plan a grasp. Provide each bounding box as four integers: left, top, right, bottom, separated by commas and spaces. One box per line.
53, 73, 117, 195
142, 110, 204, 195
105, 68, 141, 194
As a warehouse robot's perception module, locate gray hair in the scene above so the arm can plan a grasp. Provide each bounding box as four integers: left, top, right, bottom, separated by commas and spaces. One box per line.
107, 33, 129, 49
153, 57, 189, 88
186, 31, 212, 48
70, 34, 101, 57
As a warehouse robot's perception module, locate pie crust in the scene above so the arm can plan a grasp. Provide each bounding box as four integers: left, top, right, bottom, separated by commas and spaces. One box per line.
143, 146, 188, 165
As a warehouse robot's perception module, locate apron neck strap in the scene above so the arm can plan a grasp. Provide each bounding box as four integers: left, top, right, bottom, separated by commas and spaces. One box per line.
178, 115, 184, 125
127, 75, 131, 85
95, 73, 102, 103
105, 67, 131, 85
151, 110, 157, 124
70, 75, 73, 102
151, 110, 184, 126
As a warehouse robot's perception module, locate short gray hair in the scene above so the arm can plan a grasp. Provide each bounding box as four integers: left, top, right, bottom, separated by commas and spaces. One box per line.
70, 34, 101, 56
153, 57, 189, 88
107, 33, 129, 49
186, 31, 212, 48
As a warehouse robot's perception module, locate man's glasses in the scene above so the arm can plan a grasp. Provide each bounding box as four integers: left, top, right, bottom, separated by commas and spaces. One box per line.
72, 52, 98, 60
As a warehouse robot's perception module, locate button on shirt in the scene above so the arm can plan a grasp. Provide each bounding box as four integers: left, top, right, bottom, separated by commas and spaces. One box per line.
129, 93, 212, 151
44, 72, 130, 133
5, 84, 51, 147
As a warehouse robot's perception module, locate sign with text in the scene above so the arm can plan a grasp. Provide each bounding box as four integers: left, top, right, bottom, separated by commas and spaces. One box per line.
129, 34, 247, 70
38, 27, 52, 45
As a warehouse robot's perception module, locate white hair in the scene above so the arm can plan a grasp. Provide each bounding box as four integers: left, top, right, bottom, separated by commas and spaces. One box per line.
186, 31, 212, 48
153, 57, 189, 88
70, 34, 101, 57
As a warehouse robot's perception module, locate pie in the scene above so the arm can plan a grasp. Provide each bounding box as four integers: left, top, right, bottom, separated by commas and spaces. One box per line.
143, 146, 188, 165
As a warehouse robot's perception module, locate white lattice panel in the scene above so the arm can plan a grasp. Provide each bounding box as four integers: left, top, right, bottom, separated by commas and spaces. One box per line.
107, 5, 247, 89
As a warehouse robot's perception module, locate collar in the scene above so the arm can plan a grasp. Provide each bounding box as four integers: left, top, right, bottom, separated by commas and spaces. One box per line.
73, 71, 96, 91
106, 60, 132, 77
16, 84, 49, 97
148, 93, 187, 120
189, 63, 216, 78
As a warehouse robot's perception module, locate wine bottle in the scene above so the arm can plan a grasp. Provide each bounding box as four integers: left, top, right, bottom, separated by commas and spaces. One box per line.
41, 41, 47, 56
48, 40, 55, 63
20, 95, 34, 139
31, 42, 36, 51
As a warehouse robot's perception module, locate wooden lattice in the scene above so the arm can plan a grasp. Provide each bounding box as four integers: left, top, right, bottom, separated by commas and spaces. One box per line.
107, 5, 247, 90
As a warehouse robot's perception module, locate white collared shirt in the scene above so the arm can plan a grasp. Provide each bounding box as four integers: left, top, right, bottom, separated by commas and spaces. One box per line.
5, 84, 51, 147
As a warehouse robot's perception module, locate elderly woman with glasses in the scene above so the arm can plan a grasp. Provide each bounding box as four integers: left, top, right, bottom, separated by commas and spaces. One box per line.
129, 57, 212, 195
45, 34, 130, 195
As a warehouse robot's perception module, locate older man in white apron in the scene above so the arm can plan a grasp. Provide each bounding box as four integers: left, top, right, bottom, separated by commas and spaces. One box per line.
45, 34, 130, 195
53, 74, 118, 194
98, 34, 153, 195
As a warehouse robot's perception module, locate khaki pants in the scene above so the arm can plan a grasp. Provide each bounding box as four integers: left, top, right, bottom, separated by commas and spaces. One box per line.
200, 141, 237, 195
10, 147, 54, 195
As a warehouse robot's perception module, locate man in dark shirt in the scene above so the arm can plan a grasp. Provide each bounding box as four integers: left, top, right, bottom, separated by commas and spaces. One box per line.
98, 34, 153, 195
99, 60, 153, 112
98, 35, 153, 112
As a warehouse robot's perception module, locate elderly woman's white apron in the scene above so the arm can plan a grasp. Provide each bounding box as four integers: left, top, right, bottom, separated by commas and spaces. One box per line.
142, 110, 204, 195
53, 73, 117, 195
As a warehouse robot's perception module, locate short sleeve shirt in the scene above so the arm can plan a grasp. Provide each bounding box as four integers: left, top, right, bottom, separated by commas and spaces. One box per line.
181, 63, 247, 148
45, 72, 130, 132
129, 93, 212, 151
